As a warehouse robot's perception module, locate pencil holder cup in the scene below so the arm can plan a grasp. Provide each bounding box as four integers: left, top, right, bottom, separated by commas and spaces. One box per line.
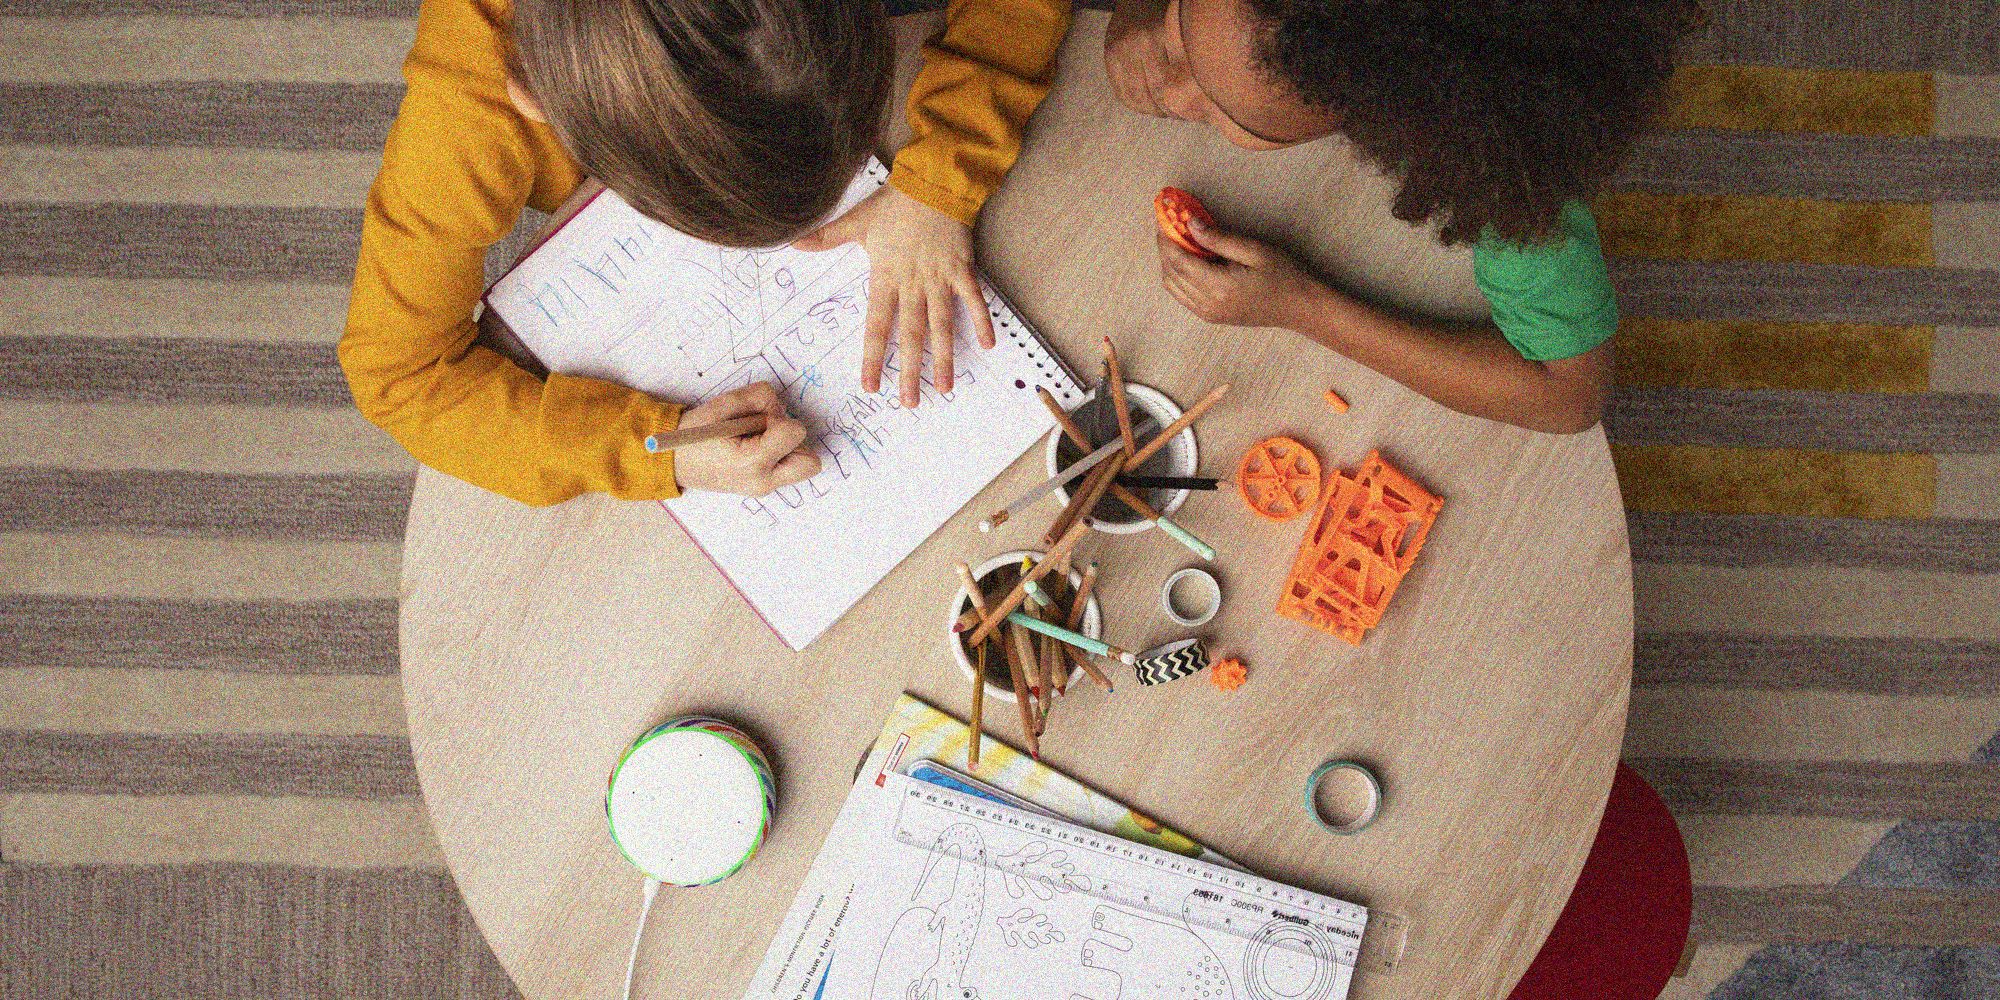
948, 550, 1102, 705
1046, 383, 1199, 534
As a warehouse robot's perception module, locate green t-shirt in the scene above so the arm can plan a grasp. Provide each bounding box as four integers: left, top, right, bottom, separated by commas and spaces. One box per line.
1472, 200, 1620, 362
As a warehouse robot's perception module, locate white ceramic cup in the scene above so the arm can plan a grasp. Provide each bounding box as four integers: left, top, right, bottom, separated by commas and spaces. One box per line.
1043, 384, 1199, 534
947, 550, 1102, 704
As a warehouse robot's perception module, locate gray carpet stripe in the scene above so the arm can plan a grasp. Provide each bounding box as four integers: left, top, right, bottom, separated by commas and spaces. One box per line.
1706, 943, 2000, 999
1630, 759, 2000, 821
0, 467, 413, 541
1684, 0, 2000, 73
0, 337, 350, 406
1628, 512, 2000, 574
0, 204, 360, 281
0, 83, 399, 151
1606, 387, 2000, 453
0, 731, 418, 797
1615, 131, 2000, 203
0, 0, 416, 10
1611, 260, 2000, 328
1694, 887, 2000, 946
0, 864, 517, 1000
1636, 632, 2000, 696
0, 596, 397, 674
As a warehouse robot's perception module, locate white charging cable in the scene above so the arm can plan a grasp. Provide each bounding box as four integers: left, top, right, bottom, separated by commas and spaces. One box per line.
620, 878, 662, 1000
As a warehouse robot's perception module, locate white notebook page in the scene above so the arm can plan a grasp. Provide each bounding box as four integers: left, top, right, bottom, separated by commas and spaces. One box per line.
486, 161, 1082, 649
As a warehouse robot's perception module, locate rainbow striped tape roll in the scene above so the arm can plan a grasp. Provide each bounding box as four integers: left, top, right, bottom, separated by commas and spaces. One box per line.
604, 715, 777, 887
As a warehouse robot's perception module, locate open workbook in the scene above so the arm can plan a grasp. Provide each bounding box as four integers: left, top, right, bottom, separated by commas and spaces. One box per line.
485, 160, 1084, 649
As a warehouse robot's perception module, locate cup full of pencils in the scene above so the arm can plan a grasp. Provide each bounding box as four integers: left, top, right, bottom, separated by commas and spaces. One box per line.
949, 551, 1100, 704
1045, 384, 1200, 534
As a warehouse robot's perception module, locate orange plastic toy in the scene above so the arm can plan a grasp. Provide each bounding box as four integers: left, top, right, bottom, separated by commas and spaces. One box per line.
1154, 187, 1220, 260
1236, 436, 1322, 521
1211, 657, 1248, 691
1323, 389, 1350, 413
1277, 450, 1442, 645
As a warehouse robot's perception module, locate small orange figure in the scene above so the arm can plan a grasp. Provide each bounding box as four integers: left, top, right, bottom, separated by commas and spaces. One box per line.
1236, 436, 1322, 521
1323, 389, 1350, 413
1154, 187, 1221, 260
1277, 450, 1442, 645
1211, 657, 1248, 691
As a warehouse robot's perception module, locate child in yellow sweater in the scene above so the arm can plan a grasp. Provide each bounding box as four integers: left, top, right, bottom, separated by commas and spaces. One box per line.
341, 0, 1071, 505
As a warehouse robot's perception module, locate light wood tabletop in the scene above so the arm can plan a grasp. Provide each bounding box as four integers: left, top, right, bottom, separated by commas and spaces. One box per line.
400, 12, 1633, 1000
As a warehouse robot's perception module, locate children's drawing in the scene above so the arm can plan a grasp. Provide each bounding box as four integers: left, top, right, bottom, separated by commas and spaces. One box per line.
869, 823, 987, 1000
997, 840, 1093, 900
1074, 905, 1234, 1000
995, 908, 1065, 950
825, 776, 1365, 1000
486, 159, 1080, 651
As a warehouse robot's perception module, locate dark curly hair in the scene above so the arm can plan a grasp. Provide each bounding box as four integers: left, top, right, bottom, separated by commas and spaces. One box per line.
1243, 0, 1703, 245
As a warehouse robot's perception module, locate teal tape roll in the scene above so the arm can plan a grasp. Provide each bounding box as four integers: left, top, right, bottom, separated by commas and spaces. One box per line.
1306, 759, 1382, 835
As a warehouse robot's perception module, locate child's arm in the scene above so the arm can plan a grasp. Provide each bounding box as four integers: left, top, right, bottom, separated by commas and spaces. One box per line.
341, 0, 815, 504
795, 0, 1073, 408
1156, 221, 1612, 434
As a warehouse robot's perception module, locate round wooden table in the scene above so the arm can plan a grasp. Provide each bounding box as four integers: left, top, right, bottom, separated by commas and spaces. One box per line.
400, 13, 1632, 1000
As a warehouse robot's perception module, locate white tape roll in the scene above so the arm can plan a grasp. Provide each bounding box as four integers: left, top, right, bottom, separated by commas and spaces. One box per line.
1161, 567, 1221, 627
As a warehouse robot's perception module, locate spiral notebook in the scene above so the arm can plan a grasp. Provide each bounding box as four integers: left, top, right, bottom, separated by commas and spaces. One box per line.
485, 159, 1084, 649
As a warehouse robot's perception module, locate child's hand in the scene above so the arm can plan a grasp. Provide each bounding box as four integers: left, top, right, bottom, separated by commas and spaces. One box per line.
1157, 217, 1327, 328
792, 186, 996, 408
674, 382, 821, 496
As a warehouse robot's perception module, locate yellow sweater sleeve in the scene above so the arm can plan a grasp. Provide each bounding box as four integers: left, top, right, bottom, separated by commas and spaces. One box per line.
339, 0, 684, 507
889, 0, 1073, 226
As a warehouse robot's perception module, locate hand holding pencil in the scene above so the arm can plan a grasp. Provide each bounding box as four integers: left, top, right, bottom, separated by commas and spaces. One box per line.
669, 382, 822, 496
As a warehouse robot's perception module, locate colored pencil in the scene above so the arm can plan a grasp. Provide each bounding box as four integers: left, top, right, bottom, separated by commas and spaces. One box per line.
1005, 612, 1138, 665
1036, 384, 1217, 560
963, 518, 1094, 650
1103, 339, 1137, 456
642, 414, 766, 454
1000, 622, 1040, 758
953, 562, 991, 768
1063, 563, 1112, 692
976, 420, 1154, 533
1129, 383, 1230, 468
1117, 475, 1219, 492
1043, 454, 1123, 547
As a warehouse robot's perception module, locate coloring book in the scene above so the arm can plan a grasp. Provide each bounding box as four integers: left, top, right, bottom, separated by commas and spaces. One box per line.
485, 161, 1084, 649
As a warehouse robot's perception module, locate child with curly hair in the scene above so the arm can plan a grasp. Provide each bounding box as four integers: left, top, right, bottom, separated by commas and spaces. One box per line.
1104, 0, 1701, 432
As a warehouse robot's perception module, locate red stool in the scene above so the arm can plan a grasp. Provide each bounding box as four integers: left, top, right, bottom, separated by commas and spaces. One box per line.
1507, 762, 1694, 1000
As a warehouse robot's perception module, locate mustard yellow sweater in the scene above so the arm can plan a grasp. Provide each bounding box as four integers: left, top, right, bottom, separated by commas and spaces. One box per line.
341, 0, 1071, 506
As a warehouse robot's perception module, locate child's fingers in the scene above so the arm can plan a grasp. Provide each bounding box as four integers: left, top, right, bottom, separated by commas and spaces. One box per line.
767, 448, 821, 488
897, 291, 925, 407
953, 273, 996, 349
751, 415, 809, 465
791, 192, 873, 252
927, 293, 955, 394
862, 283, 893, 393
1184, 218, 1268, 266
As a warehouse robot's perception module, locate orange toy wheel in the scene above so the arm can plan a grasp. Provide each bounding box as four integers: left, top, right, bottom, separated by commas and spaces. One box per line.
1154, 187, 1220, 260
1236, 436, 1322, 521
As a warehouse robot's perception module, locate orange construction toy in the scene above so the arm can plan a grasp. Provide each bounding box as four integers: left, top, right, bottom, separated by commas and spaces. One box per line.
1323, 389, 1350, 413
1277, 449, 1442, 645
1236, 436, 1322, 521
1154, 187, 1221, 260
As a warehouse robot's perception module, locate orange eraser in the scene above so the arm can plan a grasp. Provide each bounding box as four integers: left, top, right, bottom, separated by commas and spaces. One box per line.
1154, 187, 1220, 260
1324, 389, 1350, 413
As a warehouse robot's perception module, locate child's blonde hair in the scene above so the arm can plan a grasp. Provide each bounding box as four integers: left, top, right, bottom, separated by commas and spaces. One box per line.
512, 0, 892, 247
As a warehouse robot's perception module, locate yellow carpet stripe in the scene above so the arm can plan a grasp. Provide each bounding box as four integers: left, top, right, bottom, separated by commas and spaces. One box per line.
1635, 564, 2000, 640
0, 278, 350, 344
0, 534, 399, 600
0, 15, 410, 84
1661, 65, 1934, 136
0, 402, 414, 475
1676, 815, 1898, 887
1594, 193, 1932, 267
0, 669, 407, 736
1614, 445, 1935, 520
1617, 318, 1932, 394
0, 794, 444, 868
1625, 688, 2000, 763
0, 146, 380, 208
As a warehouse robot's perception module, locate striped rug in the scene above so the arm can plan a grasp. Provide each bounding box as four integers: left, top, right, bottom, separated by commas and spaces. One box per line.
1, 2, 1995, 997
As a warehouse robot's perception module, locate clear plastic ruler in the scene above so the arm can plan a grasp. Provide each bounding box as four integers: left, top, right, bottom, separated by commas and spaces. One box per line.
886, 775, 1371, 972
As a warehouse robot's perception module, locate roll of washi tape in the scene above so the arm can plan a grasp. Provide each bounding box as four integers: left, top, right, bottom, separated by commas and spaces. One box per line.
1134, 637, 1210, 686
604, 715, 776, 887
1160, 567, 1221, 627
1306, 759, 1382, 835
